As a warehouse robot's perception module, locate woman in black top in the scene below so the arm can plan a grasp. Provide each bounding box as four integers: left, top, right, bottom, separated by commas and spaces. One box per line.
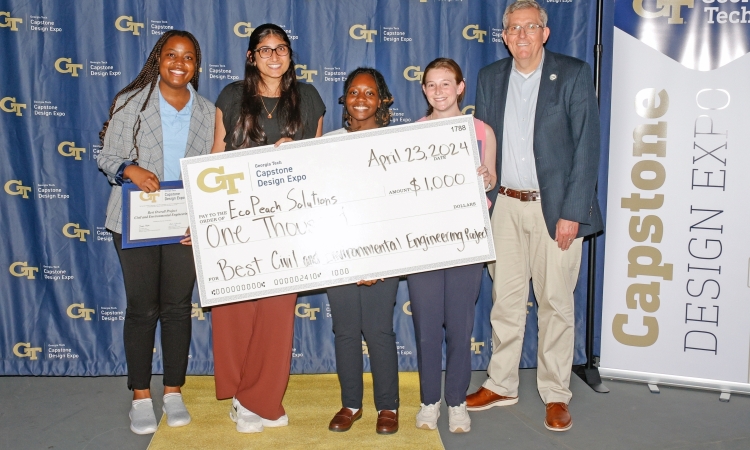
210, 23, 325, 434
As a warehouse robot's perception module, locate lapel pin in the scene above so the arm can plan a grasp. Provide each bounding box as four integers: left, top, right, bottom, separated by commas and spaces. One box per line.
550, 74, 557, 81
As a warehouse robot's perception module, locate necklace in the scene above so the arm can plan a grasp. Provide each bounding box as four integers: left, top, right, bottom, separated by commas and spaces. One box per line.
260, 96, 279, 119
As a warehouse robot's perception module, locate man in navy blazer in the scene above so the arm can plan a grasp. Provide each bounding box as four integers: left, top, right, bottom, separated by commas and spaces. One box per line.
465, 0, 603, 432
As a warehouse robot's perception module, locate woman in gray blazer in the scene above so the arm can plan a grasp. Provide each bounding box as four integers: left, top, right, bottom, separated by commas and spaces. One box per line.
97, 30, 215, 435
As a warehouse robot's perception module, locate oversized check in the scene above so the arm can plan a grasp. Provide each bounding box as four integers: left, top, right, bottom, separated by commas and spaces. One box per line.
181, 115, 495, 307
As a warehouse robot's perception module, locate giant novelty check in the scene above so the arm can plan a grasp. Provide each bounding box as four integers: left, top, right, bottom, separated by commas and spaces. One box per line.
181, 115, 495, 307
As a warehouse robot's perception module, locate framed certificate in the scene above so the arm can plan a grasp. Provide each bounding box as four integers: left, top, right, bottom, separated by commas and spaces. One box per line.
121, 180, 190, 248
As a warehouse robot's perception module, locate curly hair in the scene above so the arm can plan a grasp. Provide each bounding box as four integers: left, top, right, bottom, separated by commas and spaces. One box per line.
338, 67, 394, 130
421, 58, 465, 117
231, 23, 303, 148
99, 30, 201, 161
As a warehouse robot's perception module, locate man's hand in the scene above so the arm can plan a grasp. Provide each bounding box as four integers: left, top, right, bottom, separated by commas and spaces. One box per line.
554, 219, 579, 251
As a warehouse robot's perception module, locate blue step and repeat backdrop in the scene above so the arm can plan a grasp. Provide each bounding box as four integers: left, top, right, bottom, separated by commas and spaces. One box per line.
0, 0, 603, 376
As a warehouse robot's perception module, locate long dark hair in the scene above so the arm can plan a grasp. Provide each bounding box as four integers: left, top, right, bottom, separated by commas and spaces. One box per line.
421, 58, 465, 117
231, 23, 302, 148
99, 30, 202, 160
338, 67, 393, 130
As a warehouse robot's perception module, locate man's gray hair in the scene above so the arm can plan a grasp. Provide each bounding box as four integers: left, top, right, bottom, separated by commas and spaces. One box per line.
503, 0, 548, 29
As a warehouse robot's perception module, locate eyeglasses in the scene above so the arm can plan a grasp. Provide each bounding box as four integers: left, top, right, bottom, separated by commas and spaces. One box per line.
505, 24, 545, 35
253, 45, 290, 59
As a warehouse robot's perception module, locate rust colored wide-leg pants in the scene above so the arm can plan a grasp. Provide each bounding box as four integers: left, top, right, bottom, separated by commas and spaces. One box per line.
212, 294, 297, 421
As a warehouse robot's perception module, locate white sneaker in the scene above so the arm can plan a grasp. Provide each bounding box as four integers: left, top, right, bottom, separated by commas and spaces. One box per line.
415, 401, 440, 430
230, 398, 263, 433
129, 399, 158, 435
448, 402, 471, 433
162, 393, 191, 427
262, 414, 289, 428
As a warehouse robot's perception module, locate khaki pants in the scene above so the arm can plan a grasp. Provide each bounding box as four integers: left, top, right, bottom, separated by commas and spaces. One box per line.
484, 194, 581, 404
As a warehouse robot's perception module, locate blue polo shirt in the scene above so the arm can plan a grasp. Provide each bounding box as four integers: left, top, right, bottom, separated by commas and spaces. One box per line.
159, 84, 194, 181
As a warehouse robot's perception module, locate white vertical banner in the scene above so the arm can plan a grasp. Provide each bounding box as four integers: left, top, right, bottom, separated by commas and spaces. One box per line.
601, 2, 750, 391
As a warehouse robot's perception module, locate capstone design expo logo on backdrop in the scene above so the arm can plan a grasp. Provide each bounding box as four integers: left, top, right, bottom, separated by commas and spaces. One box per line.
4, 180, 31, 199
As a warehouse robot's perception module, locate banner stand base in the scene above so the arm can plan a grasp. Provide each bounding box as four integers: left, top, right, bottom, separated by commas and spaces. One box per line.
573, 365, 610, 393
599, 367, 750, 396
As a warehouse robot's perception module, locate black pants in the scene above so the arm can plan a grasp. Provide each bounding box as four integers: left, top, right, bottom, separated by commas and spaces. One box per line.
407, 264, 483, 406
327, 278, 400, 411
113, 233, 195, 390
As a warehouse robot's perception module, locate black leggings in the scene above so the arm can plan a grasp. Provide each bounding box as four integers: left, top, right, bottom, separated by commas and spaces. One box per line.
113, 233, 196, 390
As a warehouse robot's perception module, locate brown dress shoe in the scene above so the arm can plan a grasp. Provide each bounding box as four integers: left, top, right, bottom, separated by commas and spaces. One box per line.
328, 407, 362, 432
376, 410, 398, 434
465, 387, 518, 411
544, 402, 572, 432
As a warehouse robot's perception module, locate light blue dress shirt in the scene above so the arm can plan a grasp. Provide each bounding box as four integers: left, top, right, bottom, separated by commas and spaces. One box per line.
159, 84, 194, 181
500, 51, 545, 190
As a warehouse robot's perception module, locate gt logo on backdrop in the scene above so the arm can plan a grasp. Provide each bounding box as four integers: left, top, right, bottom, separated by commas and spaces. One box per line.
197, 167, 244, 195
139, 191, 160, 203
295, 303, 321, 320
58, 141, 85, 160
295, 65, 317, 83
402, 301, 412, 315
633, 0, 693, 24
462, 105, 475, 115
9, 262, 39, 279
63, 223, 90, 242
55, 58, 83, 77
234, 22, 254, 37
0, 12, 23, 30
471, 337, 485, 354
463, 24, 487, 43
191, 303, 206, 320
349, 24, 377, 42
67, 303, 95, 320
403, 66, 423, 82
115, 15, 144, 35
13, 342, 42, 360
4, 180, 31, 199
1, 97, 26, 116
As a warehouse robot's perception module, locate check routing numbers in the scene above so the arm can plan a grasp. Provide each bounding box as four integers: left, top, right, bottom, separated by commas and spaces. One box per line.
181, 115, 495, 307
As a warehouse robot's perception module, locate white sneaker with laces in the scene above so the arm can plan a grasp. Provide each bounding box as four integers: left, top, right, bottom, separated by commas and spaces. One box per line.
415, 401, 440, 430
229, 398, 263, 433
449, 402, 471, 433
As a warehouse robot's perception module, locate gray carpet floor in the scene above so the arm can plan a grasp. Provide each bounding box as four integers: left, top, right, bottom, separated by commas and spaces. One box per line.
2, 369, 749, 449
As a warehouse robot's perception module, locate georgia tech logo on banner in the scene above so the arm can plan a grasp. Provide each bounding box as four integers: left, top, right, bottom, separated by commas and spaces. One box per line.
67, 303, 95, 320
4, 180, 31, 199
470, 337, 485, 354
55, 58, 83, 77
295, 303, 321, 320
402, 301, 412, 315
139, 191, 160, 203
403, 66, 424, 82
234, 22, 255, 37
463, 25, 487, 43
197, 167, 244, 195
1, 97, 26, 116
63, 223, 90, 242
295, 65, 317, 83
0, 12, 23, 30
191, 303, 206, 320
9, 262, 39, 279
462, 105, 475, 115
13, 342, 42, 360
350, 24, 377, 42
58, 141, 85, 160
633, 0, 694, 24
362, 340, 369, 356
115, 15, 144, 35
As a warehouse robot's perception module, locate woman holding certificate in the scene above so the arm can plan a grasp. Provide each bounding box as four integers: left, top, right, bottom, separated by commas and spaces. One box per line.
324, 68, 401, 435
408, 58, 496, 434
209, 23, 325, 434
98, 30, 215, 434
